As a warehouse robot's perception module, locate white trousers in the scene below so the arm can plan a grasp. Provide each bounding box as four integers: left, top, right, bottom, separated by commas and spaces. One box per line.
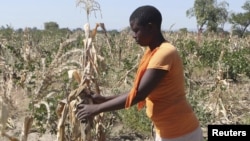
155, 126, 203, 141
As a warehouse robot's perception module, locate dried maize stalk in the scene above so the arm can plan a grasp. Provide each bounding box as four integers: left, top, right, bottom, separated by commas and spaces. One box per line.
20, 116, 33, 141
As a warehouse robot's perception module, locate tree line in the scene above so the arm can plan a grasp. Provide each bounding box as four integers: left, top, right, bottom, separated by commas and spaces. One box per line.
186, 0, 250, 37
1, 0, 250, 38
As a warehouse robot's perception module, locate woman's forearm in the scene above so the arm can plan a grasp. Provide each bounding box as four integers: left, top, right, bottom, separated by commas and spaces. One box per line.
104, 95, 119, 102
103, 91, 129, 102
98, 93, 129, 113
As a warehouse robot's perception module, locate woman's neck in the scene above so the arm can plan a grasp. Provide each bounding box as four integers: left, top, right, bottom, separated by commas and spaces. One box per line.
148, 35, 167, 50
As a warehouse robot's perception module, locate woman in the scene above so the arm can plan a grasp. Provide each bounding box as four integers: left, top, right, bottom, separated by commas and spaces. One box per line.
76, 5, 203, 141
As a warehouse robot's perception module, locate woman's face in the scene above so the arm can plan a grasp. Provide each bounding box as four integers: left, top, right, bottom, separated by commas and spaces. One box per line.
130, 19, 152, 47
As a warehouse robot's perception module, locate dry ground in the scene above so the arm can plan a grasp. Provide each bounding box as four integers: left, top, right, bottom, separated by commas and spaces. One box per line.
0, 87, 152, 141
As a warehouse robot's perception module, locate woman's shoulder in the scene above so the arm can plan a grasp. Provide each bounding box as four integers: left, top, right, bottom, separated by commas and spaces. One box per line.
156, 42, 177, 56
160, 42, 176, 50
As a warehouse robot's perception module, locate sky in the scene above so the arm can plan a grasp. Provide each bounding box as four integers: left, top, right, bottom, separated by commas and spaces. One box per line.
0, 0, 247, 31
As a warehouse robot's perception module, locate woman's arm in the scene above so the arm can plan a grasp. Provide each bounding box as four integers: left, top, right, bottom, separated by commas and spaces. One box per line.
90, 94, 121, 104
76, 69, 167, 120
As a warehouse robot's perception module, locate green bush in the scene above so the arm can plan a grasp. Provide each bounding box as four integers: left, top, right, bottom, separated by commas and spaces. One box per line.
223, 48, 250, 81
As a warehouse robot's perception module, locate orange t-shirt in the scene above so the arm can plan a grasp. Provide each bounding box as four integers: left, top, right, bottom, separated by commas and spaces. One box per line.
146, 42, 199, 138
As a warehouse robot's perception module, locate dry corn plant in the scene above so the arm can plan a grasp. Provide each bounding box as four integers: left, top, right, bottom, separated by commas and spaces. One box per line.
55, 22, 110, 141
0, 40, 34, 141
0, 40, 19, 141
76, 0, 102, 22
204, 49, 231, 124
55, 1, 112, 141
0, 1, 109, 140
0, 27, 87, 140
1, 26, 106, 141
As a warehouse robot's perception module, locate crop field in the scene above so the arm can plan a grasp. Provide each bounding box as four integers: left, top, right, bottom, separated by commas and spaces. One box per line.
0, 25, 250, 141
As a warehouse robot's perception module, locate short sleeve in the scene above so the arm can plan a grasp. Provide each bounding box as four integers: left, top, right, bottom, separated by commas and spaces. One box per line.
147, 43, 177, 71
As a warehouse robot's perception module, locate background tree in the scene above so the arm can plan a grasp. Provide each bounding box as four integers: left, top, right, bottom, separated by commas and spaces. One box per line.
186, 0, 229, 33
229, 0, 250, 37
44, 21, 59, 30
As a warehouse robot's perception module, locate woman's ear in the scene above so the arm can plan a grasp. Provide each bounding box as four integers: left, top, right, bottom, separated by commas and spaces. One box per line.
146, 23, 156, 32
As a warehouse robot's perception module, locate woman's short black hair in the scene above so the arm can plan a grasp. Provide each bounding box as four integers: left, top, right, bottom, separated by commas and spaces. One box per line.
129, 5, 162, 28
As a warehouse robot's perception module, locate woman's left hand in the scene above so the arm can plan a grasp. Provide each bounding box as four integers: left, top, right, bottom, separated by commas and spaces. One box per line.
75, 103, 100, 122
